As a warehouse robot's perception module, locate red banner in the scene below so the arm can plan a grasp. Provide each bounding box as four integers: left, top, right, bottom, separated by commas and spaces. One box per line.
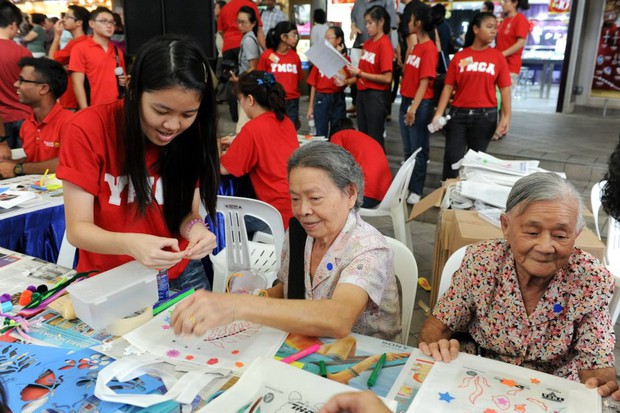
549, 0, 571, 13
591, 0, 620, 98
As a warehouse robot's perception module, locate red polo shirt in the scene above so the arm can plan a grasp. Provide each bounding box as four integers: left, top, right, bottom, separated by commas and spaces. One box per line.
53, 35, 88, 110
20, 102, 73, 163
68, 36, 126, 106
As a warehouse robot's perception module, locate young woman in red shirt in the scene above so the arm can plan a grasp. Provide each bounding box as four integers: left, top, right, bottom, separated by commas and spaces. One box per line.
431, 12, 512, 180
345, 5, 394, 149
496, 0, 530, 85
306, 26, 349, 137
399, 5, 437, 205
257, 21, 303, 129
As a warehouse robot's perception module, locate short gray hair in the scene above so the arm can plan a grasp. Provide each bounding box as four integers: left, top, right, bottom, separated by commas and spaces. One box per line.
506, 172, 585, 231
288, 142, 364, 209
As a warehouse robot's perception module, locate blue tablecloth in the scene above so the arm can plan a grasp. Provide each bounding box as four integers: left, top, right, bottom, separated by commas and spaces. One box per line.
0, 204, 65, 262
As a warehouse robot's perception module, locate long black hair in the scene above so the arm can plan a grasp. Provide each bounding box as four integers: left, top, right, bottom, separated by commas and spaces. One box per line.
364, 5, 390, 35
412, 5, 434, 35
120, 34, 219, 234
464, 12, 496, 48
266, 20, 297, 50
235, 70, 287, 121
238, 6, 258, 36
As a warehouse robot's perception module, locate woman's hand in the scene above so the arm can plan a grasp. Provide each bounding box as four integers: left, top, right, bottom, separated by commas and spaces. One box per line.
183, 225, 217, 260
405, 108, 416, 126
493, 116, 510, 140
229, 72, 239, 82
219, 135, 235, 148
307, 107, 314, 120
418, 338, 460, 362
347, 65, 361, 77
318, 391, 392, 413
171, 290, 236, 336
125, 233, 186, 269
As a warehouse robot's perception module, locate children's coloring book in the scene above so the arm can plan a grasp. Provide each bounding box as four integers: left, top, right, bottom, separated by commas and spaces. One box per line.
386, 349, 435, 412
407, 352, 601, 413
123, 305, 288, 372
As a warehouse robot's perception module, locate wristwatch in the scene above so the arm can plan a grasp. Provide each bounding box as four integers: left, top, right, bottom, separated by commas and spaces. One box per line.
13, 163, 24, 176
0, 136, 7, 142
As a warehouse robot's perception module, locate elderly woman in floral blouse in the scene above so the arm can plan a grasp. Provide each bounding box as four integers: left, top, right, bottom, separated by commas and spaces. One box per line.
171, 142, 401, 342
419, 172, 620, 399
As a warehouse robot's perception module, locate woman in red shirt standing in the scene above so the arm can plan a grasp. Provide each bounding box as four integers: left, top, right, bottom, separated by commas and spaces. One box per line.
257, 21, 303, 129
431, 12, 512, 180
399, 5, 437, 205
496, 0, 530, 85
345, 6, 394, 149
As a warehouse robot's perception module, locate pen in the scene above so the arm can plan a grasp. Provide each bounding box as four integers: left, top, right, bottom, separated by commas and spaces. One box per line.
367, 353, 386, 388
318, 360, 327, 378
281, 343, 321, 364
41, 169, 49, 187
153, 288, 195, 316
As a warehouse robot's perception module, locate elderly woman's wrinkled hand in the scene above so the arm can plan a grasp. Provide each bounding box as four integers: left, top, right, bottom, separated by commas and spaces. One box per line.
585, 376, 620, 400
170, 290, 236, 336
418, 338, 460, 362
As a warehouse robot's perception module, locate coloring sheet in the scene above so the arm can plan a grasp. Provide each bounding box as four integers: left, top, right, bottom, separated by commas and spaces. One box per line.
124, 306, 288, 372
199, 357, 397, 413
386, 349, 435, 412
0, 343, 163, 413
408, 352, 601, 413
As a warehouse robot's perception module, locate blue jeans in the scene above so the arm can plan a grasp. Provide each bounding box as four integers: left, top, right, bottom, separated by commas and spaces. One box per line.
443, 107, 497, 180
399, 97, 433, 195
286, 98, 300, 129
3, 120, 24, 149
313, 91, 346, 137
170, 259, 211, 291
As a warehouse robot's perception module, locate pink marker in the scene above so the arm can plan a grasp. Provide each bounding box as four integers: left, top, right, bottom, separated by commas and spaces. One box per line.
281, 344, 321, 364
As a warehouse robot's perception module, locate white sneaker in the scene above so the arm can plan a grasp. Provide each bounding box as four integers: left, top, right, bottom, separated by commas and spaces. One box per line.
407, 193, 421, 205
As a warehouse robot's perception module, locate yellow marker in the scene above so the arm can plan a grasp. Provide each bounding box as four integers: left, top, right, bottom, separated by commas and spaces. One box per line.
41, 169, 49, 187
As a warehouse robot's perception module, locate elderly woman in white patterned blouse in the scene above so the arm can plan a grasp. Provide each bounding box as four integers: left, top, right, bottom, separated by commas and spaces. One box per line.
172, 142, 401, 342
419, 172, 620, 400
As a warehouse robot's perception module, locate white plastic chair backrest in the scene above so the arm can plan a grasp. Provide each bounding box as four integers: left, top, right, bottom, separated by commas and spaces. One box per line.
607, 217, 620, 269
214, 196, 285, 272
438, 246, 468, 301
373, 148, 420, 212
385, 236, 418, 345
57, 231, 77, 269
591, 180, 607, 240
608, 265, 620, 324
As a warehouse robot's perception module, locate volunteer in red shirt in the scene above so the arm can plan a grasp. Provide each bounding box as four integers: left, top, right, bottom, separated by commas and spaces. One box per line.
48, 5, 89, 110
57, 35, 219, 291
496, 0, 530, 84
399, 5, 437, 205
345, 5, 394, 148
257, 21, 303, 130
329, 118, 391, 208
306, 26, 349, 137
0, 57, 71, 179
220, 71, 299, 229
431, 12, 511, 180
69, 7, 127, 109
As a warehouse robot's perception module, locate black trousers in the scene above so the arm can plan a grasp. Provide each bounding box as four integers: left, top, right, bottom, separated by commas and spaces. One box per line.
356, 89, 388, 149
222, 47, 240, 123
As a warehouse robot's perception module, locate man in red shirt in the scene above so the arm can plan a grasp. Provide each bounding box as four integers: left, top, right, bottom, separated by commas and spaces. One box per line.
329, 118, 392, 208
0, 57, 72, 179
69, 7, 126, 109
48, 5, 89, 110
0, 1, 32, 151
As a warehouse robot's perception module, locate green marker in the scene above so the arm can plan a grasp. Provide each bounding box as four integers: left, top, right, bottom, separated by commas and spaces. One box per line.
367, 353, 386, 388
153, 288, 195, 316
319, 360, 327, 378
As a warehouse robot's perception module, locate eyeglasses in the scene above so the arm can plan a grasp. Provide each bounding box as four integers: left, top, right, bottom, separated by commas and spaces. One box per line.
17, 76, 46, 85
236, 19, 250, 25
286, 33, 299, 38
325, 36, 337, 40
63, 15, 76, 21
94, 19, 116, 26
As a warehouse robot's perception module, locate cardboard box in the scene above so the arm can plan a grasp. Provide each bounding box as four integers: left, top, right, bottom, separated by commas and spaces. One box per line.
429, 209, 606, 308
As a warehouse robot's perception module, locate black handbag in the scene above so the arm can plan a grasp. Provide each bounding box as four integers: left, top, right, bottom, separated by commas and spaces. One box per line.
219, 58, 238, 81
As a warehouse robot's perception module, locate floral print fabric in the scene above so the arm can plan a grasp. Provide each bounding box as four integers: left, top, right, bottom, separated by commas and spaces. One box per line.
434, 239, 615, 381
278, 211, 402, 342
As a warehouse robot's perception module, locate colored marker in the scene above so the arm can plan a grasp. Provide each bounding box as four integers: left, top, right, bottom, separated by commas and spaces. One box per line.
153, 288, 195, 316
281, 343, 321, 364
367, 353, 387, 388
318, 360, 327, 378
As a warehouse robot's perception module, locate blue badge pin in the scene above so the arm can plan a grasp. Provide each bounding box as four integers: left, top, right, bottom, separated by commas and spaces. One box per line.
553, 303, 563, 313
326, 263, 333, 271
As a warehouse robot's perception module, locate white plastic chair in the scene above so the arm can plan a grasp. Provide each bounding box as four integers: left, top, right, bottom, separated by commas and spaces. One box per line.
359, 148, 420, 251
385, 236, 418, 345
205, 196, 285, 293
57, 231, 77, 269
437, 246, 468, 302
591, 180, 607, 240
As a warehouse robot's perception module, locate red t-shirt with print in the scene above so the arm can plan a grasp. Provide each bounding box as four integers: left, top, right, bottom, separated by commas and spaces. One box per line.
257, 48, 303, 100
220, 111, 299, 227
307, 56, 350, 94
400, 39, 437, 99
21, 102, 73, 163
446, 47, 511, 108
496, 12, 530, 74
358, 34, 394, 91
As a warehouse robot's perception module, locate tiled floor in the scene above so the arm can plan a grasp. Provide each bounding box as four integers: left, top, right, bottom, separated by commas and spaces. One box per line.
215, 93, 620, 374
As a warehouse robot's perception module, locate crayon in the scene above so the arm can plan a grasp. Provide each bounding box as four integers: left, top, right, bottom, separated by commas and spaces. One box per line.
367, 353, 386, 388
281, 343, 321, 364
319, 360, 327, 378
